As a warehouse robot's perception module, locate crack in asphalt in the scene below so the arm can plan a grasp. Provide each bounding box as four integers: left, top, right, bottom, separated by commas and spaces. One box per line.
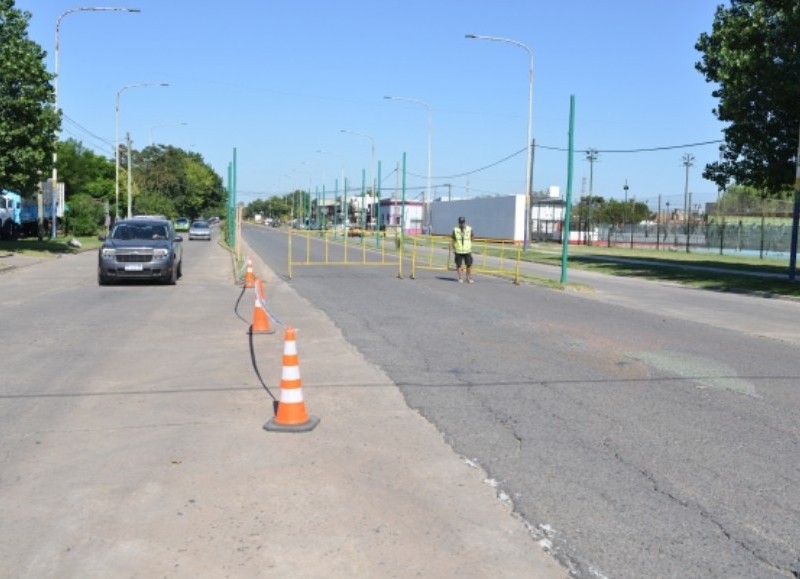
604, 439, 798, 577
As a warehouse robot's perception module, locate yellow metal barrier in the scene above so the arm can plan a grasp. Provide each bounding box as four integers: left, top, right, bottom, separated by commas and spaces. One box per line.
287, 229, 402, 279
407, 235, 521, 284
288, 230, 521, 284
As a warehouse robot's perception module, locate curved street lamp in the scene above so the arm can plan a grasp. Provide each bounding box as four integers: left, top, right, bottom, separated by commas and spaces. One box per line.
115, 82, 169, 219
466, 33, 533, 248
53, 6, 140, 237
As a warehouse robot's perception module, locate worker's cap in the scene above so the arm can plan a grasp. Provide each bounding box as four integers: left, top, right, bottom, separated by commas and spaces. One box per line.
458, 216, 465, 223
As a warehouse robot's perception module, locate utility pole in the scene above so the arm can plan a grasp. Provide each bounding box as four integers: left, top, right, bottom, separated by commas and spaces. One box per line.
586, 149, 598, 245
623, 179, 629, 247
682, 153, 695, 253
126, 132, 133, 218
789, 123, 800, 282
657, 194, 662, 251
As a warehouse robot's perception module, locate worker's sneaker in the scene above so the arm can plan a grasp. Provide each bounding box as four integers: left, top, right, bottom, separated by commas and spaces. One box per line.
467, 278, 474, 284
458, 278, 464, 283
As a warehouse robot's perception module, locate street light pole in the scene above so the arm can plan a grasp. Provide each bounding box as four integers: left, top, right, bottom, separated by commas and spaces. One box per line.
54, 6, 140, 236
150, 122, 188, 146
340, 129, 376, 228
384, 95, 431, 233
116, 82, 169, 219
317, 150, 347, 230
466, 33, 533, 249
586, 149, 598, 245
682, 153, 695, 253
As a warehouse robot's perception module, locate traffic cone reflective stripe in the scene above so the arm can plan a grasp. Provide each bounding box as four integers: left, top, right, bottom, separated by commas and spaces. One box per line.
264, 327, 320, 433
250, 279, 273, 334
243, 257, 255, 288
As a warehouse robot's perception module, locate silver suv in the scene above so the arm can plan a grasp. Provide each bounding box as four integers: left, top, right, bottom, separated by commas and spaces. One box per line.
98, 218, 183, 285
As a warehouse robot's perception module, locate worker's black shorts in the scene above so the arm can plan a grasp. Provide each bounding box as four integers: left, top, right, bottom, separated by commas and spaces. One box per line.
454, 252, 473, 268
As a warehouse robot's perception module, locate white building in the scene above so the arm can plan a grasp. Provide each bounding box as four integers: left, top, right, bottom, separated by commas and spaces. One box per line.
378, 199, 423, 234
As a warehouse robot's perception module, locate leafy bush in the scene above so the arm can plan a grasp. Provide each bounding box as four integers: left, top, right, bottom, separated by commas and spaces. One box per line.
64, 194, 104, 236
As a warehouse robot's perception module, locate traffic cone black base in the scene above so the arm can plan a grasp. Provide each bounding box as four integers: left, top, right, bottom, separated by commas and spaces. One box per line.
263, 413, 320, 433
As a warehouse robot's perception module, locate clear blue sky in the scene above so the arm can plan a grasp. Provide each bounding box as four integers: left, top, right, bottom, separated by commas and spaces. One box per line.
20, 0, 726, 211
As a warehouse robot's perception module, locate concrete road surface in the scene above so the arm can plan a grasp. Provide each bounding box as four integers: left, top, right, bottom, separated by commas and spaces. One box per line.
0, 238, 565, 578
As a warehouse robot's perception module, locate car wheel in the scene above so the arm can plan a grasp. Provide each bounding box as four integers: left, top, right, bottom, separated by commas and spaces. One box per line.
177, 259, 183, 278
98, 271, 111, 286
165, 264, 177, 285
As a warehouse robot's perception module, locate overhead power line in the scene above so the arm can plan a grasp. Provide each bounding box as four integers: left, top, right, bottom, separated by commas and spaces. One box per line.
408, 139, 725, 181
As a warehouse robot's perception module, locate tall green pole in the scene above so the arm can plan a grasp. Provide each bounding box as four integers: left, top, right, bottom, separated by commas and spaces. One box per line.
375, 160, 382, 246
227, 162, 232, 244
308, 185, 312, 225
401, 152, 407, 239
560, 96, 575, 285
360, 168, 366, 229
231, 147, 237, 246
227, 148, 237, 246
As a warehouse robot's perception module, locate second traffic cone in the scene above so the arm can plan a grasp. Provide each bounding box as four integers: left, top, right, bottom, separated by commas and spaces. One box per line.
249, 278, 274, 334
264, 327, 320, 433
243, 257, 255, 288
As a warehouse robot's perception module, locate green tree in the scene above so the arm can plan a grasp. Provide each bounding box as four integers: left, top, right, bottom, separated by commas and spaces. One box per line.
132, 145, 225, 218
695, 1, 800, 194
594, 198, 651, 228
573, 195, 605, 224
0, 0, 59, 194
133, 190, 176, 217
56, 139, 115, 203
246, 194, 294, 222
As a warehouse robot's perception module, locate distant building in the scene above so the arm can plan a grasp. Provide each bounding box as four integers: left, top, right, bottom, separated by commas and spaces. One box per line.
531, 195, 566, 241
429, 195, 526, 241
379, 199, 423, 234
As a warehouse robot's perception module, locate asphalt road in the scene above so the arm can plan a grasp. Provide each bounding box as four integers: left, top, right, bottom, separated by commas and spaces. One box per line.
0, 232, 566, 578
245, 225, 800, 579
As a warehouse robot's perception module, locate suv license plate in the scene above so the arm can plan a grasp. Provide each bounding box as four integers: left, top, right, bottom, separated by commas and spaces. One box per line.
125, 264, 144, 271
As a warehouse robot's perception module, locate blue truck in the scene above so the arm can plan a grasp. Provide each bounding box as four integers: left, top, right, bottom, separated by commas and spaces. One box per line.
0, 188, 63, 240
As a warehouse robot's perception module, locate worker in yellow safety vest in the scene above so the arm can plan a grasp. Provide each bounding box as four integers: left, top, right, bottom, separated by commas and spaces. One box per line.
452, 216, 474, 283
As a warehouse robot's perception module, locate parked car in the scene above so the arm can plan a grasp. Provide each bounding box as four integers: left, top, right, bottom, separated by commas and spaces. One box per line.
98, 218, 183, 285
188, 219, 211, 241
174, 217, 190, 232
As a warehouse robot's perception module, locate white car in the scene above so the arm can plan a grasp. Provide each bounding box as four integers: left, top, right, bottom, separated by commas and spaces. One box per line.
188, 219, 212, 241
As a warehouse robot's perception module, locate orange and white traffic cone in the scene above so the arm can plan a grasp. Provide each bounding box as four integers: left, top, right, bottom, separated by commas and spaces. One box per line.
249, 278, 274, 334
264, 326, 320, 433
243, 257, 255, 288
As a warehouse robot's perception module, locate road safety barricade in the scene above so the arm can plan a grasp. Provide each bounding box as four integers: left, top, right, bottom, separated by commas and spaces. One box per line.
287, 228, 403, 279
408, 235, 522, 284
407, 234, 451, 279
287, 229, 522, 284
